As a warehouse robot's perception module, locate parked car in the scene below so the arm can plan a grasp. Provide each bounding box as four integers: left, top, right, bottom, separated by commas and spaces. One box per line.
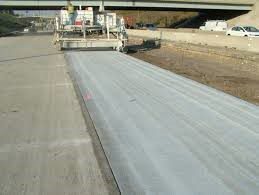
24, 25, 37, 33
226, 26, 259, 37
135, 23, 144, 29
143, 23, 157, 31
135, 23, 157, 31
23, 27, 30, 32
199, 20, 228, 32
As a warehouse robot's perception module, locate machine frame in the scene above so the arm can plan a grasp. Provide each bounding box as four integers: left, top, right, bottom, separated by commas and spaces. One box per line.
54, 7, 128, 51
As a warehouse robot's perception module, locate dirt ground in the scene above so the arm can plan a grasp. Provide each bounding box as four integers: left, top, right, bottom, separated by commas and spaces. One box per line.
128, 38, 259, 105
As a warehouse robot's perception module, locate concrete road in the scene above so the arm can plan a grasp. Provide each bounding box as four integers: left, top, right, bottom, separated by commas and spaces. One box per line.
67, 51, 259, 195
0, 35, 116, 195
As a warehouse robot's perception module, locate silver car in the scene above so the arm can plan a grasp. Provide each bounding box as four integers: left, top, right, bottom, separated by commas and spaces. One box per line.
226, 26, 259, 37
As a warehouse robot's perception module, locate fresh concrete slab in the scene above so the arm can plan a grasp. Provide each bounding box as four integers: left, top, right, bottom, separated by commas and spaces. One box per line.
67, 51, 259, 195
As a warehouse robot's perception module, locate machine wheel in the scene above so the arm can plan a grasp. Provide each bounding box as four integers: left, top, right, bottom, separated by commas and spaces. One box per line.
122, 46, 128, 53
58, 42, 63, 51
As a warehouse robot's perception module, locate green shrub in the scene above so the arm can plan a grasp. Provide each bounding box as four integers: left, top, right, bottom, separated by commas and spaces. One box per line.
0, 13, 27, 35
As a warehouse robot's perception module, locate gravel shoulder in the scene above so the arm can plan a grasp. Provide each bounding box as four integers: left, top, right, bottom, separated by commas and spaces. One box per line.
129, 38, 259, 105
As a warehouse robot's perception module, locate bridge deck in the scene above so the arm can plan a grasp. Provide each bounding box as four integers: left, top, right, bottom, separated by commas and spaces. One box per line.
1, 0, 255, 10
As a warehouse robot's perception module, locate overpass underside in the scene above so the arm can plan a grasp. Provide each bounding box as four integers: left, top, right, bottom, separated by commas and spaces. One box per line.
0, 0, 255, 10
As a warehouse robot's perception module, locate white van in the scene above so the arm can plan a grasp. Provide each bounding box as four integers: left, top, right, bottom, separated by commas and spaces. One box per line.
199, 20, 228, 32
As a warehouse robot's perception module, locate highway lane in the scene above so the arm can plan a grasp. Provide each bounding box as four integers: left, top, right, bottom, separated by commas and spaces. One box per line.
67, 51, 259, 195
0, 36, 116, 195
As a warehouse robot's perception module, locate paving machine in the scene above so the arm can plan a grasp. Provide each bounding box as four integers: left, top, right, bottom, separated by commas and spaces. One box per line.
54, 0, 128, 51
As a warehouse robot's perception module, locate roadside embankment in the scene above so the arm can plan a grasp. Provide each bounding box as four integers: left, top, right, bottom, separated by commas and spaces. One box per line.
0, 13, 27, 36
127, 29, 259, 53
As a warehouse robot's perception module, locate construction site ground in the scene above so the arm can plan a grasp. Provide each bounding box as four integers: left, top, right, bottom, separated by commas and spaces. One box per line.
128, 37, 259, 106
1, 33, 259, 194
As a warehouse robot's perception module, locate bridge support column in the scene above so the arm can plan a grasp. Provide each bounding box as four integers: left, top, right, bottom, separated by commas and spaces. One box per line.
227, 1, 259, 28
254, 0, 259, 17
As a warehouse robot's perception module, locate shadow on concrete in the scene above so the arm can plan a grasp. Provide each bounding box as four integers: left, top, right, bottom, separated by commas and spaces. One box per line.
0, 52, 63, 63
22, 31, 54, 36
0, 31, 53, 38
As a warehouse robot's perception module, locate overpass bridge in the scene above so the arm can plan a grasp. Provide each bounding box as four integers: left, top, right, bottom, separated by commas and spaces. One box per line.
0, 0, 256, 10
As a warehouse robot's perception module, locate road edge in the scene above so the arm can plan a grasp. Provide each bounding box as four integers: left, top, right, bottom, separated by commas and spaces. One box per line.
64, 52, 121, 195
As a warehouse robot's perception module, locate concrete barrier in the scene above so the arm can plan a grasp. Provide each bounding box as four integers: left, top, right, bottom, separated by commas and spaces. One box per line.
127, 29, 259, 53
